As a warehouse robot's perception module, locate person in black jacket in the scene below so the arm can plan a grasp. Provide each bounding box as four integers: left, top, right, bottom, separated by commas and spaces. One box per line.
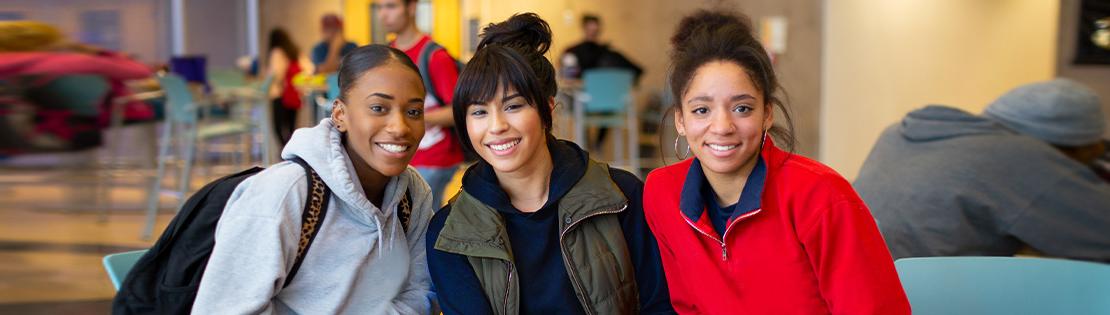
425, 13, 674, 315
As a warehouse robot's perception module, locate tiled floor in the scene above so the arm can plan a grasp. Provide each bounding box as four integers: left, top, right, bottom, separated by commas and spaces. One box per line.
0, 153, 466, 314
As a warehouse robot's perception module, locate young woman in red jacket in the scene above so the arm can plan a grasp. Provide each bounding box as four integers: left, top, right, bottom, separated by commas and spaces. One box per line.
642, 9, 910, 314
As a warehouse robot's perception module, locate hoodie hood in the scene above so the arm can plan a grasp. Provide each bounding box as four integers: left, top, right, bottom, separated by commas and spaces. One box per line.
281, 119, 412, 245
460, 137, 588, 215
899, 105, 1011, 142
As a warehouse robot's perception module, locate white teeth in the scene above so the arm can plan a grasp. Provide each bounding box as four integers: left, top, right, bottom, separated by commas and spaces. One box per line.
377, 143, 408, 153
709, 144, 737, 151
488, 139, 520, 151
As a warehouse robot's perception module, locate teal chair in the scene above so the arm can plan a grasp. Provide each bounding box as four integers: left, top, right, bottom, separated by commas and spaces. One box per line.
103, 249, 148, 290
142, 73, 263, 239
895, 256, 1110, 314
315, 73, 339, 122
574, 68, 639, 176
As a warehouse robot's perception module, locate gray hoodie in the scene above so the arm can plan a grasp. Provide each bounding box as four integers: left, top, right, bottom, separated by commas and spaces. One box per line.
854, 105, 1110, 262
193, 119, 434, 314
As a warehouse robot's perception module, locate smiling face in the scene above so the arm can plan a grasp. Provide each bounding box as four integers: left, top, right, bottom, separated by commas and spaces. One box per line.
332, 61, 426, 177
464, 84, 550, 174
676, 60, 773, 177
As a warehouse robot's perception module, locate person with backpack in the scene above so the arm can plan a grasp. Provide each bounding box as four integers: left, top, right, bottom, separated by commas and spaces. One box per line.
425, 13, 674, 315
641, 10, 909, 314
377, 0, 463, 207
190, 44, 435, 314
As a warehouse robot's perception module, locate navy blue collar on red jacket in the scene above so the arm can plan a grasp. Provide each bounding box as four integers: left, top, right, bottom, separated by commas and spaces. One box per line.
679, 156, 767, 223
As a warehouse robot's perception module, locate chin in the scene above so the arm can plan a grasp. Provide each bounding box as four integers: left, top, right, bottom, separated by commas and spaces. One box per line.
372, 163, 409, 177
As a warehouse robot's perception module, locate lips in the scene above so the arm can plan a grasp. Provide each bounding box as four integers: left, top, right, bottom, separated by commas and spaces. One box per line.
376, 142, 410, 153
485, 138, 521, 154
707, 143, 738, 151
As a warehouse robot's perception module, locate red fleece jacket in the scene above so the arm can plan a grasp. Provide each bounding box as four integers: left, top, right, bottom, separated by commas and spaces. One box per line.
643, 139, 910, 314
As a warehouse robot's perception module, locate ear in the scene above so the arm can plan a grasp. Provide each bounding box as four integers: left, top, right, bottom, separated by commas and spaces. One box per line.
674, 107, 687, 136
548, 97, 557, 115
331, 99, 348, 132
763, 103, 775, 132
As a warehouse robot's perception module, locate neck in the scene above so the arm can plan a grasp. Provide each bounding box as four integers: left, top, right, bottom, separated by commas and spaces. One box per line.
393, 24, 423, 50
345, 142, 390, 208
702, 152, 759, 206
495, 143, 554, 213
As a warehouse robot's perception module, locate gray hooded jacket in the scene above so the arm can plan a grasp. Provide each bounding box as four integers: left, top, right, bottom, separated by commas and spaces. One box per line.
193, 118, 434, 314
854, 105, 1110, 262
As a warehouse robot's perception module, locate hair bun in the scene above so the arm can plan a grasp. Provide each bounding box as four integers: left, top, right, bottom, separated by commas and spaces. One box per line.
670, 10, 753, 49
477, 12, 552, 55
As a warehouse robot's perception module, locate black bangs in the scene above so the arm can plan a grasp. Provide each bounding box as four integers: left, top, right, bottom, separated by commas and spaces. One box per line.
452, 45, 551, 154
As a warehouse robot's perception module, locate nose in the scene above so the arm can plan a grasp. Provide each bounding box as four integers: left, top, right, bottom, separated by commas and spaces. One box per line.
708, 110, 735, 135
384, 110, 412, 138
487, 108, 508, 135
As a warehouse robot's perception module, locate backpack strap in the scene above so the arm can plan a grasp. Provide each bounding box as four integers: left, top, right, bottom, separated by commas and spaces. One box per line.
417, 41, 445, 105
398, 189, 414, 233
283, 157, 331, 288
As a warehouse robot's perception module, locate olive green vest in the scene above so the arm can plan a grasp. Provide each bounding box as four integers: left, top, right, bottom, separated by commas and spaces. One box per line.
433, 160, 639, 315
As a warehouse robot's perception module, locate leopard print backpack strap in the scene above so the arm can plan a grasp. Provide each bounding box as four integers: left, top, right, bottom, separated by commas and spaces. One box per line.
284, 157, 331, 288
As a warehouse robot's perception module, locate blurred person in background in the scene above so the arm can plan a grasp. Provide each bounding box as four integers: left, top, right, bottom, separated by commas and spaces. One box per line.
0, 20, 153, 154
855, 79, 1110, 262
311, 14, 357, 75
267, 28, 305, 148
561, 14, 643, 151
378, 0, 463, 207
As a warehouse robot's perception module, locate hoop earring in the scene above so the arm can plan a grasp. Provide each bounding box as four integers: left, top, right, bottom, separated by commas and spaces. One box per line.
674, 137, 691, 160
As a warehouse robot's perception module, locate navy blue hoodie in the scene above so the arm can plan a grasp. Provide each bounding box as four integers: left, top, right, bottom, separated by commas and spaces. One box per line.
426, 139, 674, 314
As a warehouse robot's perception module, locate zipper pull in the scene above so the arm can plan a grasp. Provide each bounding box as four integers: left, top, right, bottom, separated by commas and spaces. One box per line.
721, 244, 728, 261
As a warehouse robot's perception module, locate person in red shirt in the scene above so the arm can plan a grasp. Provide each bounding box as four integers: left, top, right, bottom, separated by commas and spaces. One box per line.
377, 0, 463, 207
641, 10, 910, 314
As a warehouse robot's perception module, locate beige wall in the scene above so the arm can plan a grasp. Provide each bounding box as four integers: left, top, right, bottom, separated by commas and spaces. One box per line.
821, 0, 1059, 179
1057, 0, 1110, 137
459, 0, 824, 158
260, 0, 343, 62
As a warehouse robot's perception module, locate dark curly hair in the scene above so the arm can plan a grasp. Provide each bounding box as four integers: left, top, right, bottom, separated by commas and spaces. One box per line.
667, 9, 796, 155
452, 12, 557, 155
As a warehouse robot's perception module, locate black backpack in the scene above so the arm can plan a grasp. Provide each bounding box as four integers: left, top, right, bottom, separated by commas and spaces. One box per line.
416, 40, 465, 107
111, 158, 331, 315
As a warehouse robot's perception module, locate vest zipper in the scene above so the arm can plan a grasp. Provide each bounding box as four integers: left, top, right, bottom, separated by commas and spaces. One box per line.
503, 260, 514, 315
558, 204, 629, 315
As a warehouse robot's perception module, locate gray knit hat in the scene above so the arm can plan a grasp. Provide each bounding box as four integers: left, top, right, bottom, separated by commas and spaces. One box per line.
983, 78, 1106, 146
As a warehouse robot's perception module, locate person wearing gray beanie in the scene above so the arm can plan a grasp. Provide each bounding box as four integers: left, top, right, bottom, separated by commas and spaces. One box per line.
983, 78, 1107, 165
853, 79, 1110, 263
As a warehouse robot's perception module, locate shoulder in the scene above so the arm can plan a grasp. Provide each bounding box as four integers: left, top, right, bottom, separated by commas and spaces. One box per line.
426, 202, 452, 249
223, 162, 310, 219
776, 154, 856, 198
403, 166, 435, 208
644, 159, 692, 192
607, 167, 644, 192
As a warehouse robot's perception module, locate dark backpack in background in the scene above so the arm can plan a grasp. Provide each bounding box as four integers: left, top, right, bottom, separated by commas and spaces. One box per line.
111, 158, 331, 315
416, 40, 465, 107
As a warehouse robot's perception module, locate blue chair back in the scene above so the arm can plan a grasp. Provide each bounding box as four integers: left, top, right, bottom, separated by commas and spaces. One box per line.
582, 68, 634, 113
157, 73, 198, 124
895, 256, 1110, 314
102, 249, 148, 290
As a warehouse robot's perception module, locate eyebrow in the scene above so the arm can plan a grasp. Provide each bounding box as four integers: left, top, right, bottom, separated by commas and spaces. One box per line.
686, 94, 756, 103
467, 93, 524, 106
502, 93, 523, 102
365, 93, 394, 100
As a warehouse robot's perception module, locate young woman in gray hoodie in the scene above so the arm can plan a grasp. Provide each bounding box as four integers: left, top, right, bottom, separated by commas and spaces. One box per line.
192, 45, 435, 314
